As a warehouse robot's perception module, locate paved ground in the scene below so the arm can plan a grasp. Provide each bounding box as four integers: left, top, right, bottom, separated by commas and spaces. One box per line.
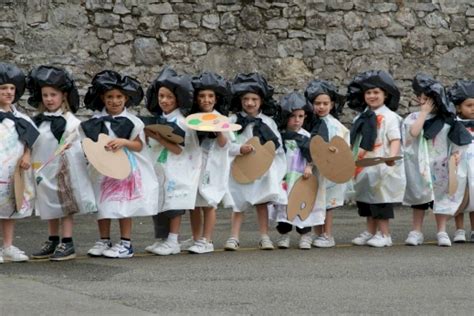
1, 206, 473, 315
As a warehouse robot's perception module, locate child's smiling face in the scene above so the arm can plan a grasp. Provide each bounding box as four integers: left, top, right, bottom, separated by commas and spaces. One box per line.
286, 109, 306, 132
0, 83, 15, 108
41, 86, 65, 112
101, 88, 127, 116
241, 92, 261, 117
364, 88, 386, 110
313, 94, 333, 117
158, 86, 177, 114
458, 98, 474, 120
197, 89, 216, 113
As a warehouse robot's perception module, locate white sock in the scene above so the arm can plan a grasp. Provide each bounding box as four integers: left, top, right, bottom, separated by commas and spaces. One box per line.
167, 233, 178, 243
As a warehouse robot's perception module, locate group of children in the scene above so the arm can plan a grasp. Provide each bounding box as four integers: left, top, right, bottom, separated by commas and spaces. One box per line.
0, 62, 472, 263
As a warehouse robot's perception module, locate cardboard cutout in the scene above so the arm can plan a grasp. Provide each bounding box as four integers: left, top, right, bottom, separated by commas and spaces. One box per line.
287, 174, 318, 221
14, 162, 25, 212
355, 156, 403, 167
145, 124, 185, 144
448, 155, 458, 196
310, 135, 354, 183
82, 133, 131, 180
231, 137, 275, 184
186, 112, 241, 132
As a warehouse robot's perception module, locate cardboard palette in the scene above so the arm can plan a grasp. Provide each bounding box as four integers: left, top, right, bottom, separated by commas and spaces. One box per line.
145, 124, 184, 144
82, 133, 131, 180
14, 162, 25, 212
355, 156, 403, 167
186, 112, 242, 132
287, 174, 318, 221
310, 135, 355, 184
231, 137, 276, 184
448, 155, 458, 196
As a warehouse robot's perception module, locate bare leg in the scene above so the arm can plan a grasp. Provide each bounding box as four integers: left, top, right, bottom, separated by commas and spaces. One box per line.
230, 211, 243, 239
202, 207, 216, 241
435, 214, 449, 233
118, 218, 132, 239
61, 215, 73, 238
378, 219, 390, 235
412, 209, 425, 232
1, 219, 15, 248
190, 208, 202, 240
98, 218, 111, 239
454, 213, 464, 230
367, 217, 377, 235
48, 219, 60, 237
324, 210, 333, 237
470, 212, 474, 231
256, 203, 269, 235
169, 215, 181, 234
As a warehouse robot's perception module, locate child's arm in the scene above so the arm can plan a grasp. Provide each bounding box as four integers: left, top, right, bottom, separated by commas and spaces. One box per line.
303, 162, 313, 179
106, 136, 143, 152
19, 147, 31, 170
145, 129, 182, 155
410, 96, 434, 138
216, 132, 228, 148
385, 139, 401, 166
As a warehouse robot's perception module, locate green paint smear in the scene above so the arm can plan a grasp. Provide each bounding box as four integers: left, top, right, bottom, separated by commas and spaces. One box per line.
188, 119, 201, 125
157, 149, 168, 164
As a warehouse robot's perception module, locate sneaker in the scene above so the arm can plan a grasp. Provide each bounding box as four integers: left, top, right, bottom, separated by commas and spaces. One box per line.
3, 245, 29, 262
299, 234, 312, 250
259, 235, 274, 250
352, 231, 374, 246
31, 240, 59, 259
87, 240, 112, 257
103, 241, 134, 258
405, 230, 424, 246
152, 240, 180, 256
453, 229, 466, 243
313, 234, 336, 248
224, 237, 240, 251
367, 232, 393, 248
179, 238, 195, 251
437, 232, 452, 247
50, 242, 76, 261
145, 239, 165, 253
277, 234, 290, 249
188, 239, 214, 254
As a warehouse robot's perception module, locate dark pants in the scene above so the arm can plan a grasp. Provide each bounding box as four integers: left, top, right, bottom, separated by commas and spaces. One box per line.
152, 210, 186, 239
356, 202, 395, 219
276, 222, 312, 235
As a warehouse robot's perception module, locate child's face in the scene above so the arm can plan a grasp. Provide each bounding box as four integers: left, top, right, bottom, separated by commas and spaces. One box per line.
458, 98, 474, 120
241, 92, 261, 117
158, 86, 177, 114
41, 86, 65, 112
197, 89, 216, 113
101, 88, 127, 116
364, 88, 386, 109
313, 94, 333, 117
286, 109, 306, 132
0, 83, 15, 107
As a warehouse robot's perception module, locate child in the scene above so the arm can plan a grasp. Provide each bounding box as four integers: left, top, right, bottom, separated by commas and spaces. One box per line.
450, 80, 474, 242
269, 91, 326, 250
27, 65, 96, 261
81, 70, 159, 258
403, 74, 471, 247
348, 70, 405, 248
304, 80, 349, 248
224, 73, 287, 251
144, 67, 201, 256
0, 63, 39, 263
187, 72, 233, 254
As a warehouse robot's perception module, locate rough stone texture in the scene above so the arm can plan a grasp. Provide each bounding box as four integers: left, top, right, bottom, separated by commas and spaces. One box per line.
1, 0, 472, 123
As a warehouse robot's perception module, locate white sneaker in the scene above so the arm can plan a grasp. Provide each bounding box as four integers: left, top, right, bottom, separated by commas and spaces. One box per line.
87, 240, 112, 257
102, 242, 134, 258
188, 239, 214, 254
3, 245, 29, 262
179, 238, 195, 251
313, 234, 336, 248
405, 230, 424, 246
259, 235, 274, 250
352, 231, 374, 246
299, 234, 312, 250
224, 237, 239, 251
277, 234, 290, 249
437, 232, 452, 247
453, 229, 466, 243
367, 232, 393, 248
145, 239, 165, 253
152, 240, 180, 256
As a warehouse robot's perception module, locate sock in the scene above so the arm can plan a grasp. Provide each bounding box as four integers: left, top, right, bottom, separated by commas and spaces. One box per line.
167, 233, 178, 243
100, 237, 111, 246
61, 237, 73, 243
49, 236, 60, 242
120, 238, 131, 247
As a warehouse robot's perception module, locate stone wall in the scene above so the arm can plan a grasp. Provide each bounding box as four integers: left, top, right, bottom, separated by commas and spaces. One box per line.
1, 0, 473, 122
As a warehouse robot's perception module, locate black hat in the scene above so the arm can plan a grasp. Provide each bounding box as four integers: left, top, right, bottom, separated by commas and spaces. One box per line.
230, 72, 278, 116
347, 70, 400, 112
26, 65, 80, 113
412, 73, 454, 116
278, 91, 312, 129
304, 79, 345, 118
145, 67, 194, 116
84, 70, 144, 111
191, 71, 230, 115
448, 80, 474, 106
0, 63, 25, 103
